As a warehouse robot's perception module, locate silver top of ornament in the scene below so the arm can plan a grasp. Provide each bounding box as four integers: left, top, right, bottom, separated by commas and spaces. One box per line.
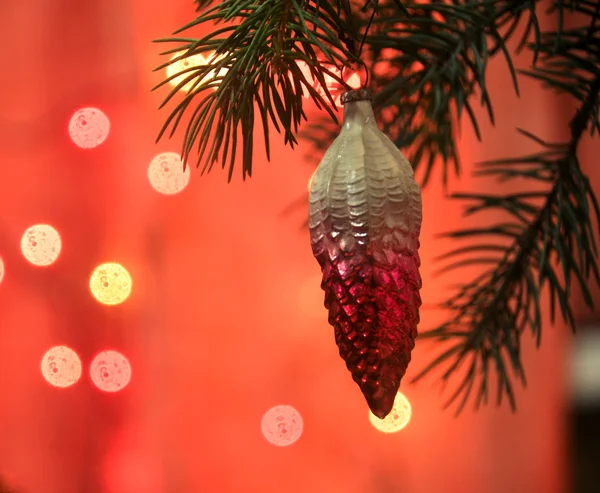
341, 88, 373, 104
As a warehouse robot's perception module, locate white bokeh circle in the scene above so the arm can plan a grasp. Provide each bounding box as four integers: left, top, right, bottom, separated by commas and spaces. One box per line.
21, 224, 62, 266
166, 51, 229, 93
90, 350, 132, 393
368, 392, 412, 433
68, 107, 110, 149
261, 405, 304, 447
148, 152, 190, 195
90, 262, 132, 306
41, 346, 82, 388
166, 52, 207, 92
0, 256, 4, 285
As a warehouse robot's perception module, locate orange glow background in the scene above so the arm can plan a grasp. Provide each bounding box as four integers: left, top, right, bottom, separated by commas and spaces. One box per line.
0, 2, 598, 493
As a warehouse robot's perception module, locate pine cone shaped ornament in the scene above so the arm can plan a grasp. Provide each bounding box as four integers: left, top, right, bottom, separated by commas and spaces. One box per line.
308, 88, 422, 419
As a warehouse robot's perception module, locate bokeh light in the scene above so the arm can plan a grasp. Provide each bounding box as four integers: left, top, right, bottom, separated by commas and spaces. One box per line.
41, 346, 82, 388
21, 224, 62, 266
90, 350, 132, 393
0, 256, 4, 285
68, 107, 110, 149
166, 51, 229, 93
369, 392, 412, 433
148, 152, 190, 195
261, 405, 304, 447
90, 262, 132, 305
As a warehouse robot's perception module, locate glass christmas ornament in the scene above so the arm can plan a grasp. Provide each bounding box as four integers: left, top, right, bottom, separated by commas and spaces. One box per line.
308, 88, 422, 419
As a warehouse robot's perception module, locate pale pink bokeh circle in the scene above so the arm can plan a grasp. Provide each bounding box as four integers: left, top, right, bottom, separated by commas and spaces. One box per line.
68, 107, 110, 149
90, 350, 132, 393
261, 405, 304, 447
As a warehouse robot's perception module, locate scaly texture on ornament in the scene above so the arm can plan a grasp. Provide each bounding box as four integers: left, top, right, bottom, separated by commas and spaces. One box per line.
308, 90, 422, 419
148, 152, 190, 195
90, 350, 131, 392
90, 263, 132, 305
21, 224, 62, 266
261, 405, 303, 447
41, 346, 82, 388
369, 391, 412, 433
68, 107, 110, 149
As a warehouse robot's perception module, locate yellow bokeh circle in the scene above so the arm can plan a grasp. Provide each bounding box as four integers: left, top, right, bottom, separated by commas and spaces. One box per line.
90, 262, 132, 306
369, 392, 412, 433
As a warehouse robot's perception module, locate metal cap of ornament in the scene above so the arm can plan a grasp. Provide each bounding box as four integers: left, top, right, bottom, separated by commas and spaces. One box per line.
308, 88, 423, 419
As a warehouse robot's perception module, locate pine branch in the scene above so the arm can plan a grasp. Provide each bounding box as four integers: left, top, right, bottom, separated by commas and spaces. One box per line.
153, 0, 359, 181
157, 0, 537, 186
303, 0, 539, 187
412, 6, 600, 413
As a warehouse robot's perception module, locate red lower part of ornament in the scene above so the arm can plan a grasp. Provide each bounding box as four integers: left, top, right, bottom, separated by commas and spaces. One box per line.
318, 240, 421, 419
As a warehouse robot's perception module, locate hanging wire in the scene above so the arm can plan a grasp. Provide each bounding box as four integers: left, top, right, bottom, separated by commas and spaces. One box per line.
358, 7, 377, 58
356, 5, 378, 89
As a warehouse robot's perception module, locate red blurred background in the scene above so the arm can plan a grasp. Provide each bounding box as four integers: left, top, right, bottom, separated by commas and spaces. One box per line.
0, 1, 599, 493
